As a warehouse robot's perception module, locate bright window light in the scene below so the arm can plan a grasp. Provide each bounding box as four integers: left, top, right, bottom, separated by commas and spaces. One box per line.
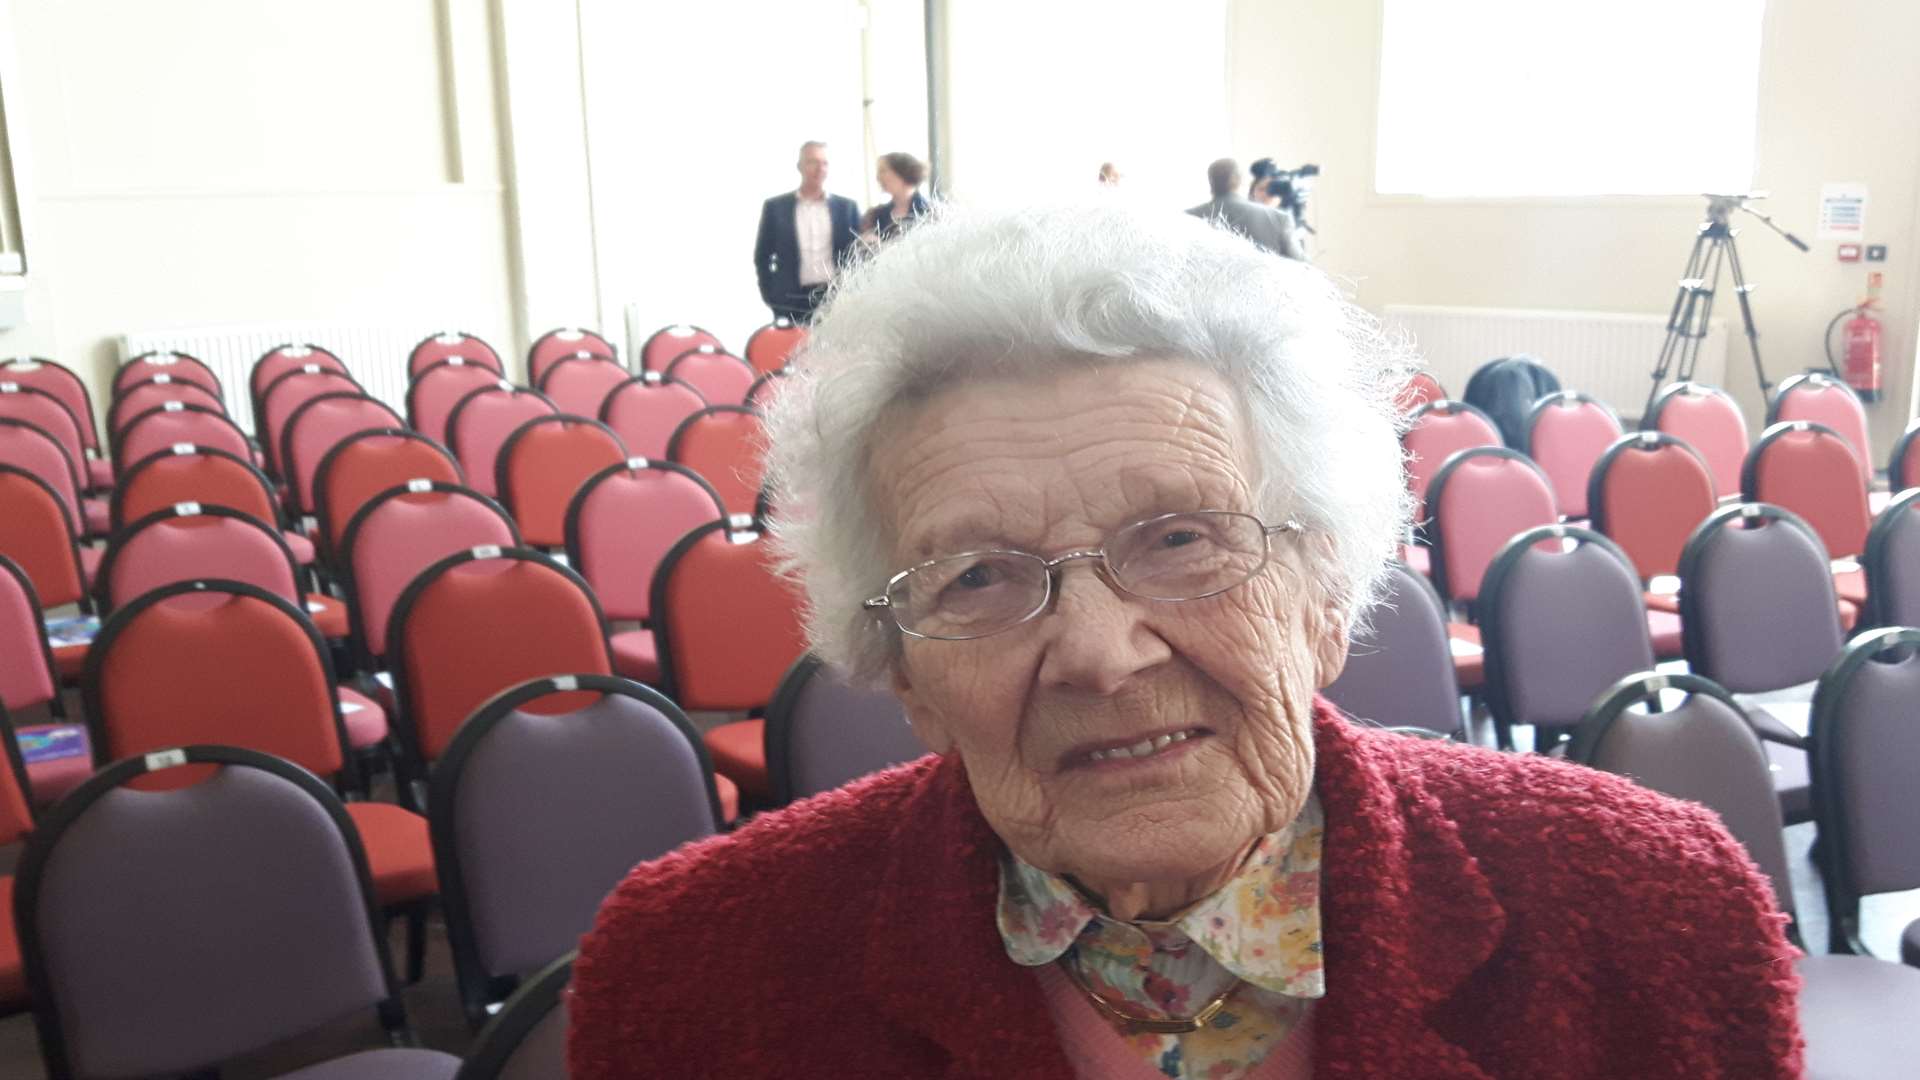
1375, 0, 1765, 198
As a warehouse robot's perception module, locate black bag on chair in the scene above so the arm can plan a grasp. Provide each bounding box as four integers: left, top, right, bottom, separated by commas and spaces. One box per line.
1464, 355, 1561, 449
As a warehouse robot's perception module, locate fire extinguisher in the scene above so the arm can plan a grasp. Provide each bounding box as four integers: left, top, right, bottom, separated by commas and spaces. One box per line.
1825, 298, 1883, 401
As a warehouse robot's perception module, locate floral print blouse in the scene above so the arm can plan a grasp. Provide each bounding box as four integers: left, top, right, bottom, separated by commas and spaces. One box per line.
996, 794, 1326, 1079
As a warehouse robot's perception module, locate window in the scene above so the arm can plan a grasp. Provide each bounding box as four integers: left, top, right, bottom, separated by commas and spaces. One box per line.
1375, 0, 1765, 198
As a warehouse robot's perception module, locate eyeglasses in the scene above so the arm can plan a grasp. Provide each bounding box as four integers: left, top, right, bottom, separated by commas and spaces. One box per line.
863, 510, 1302, 641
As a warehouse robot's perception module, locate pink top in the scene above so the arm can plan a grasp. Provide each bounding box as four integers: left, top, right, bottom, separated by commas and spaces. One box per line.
1036, 964, 1314, 1079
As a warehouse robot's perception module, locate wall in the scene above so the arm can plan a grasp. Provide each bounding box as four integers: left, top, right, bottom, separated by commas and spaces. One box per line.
0, 0, 518, 410
1228, 0, 1920, 456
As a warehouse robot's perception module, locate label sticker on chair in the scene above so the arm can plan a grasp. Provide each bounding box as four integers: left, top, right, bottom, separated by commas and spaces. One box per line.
173, 501, 202, 516
0, 382, 16, 392
151, 355, 178, 365
302, 364, 321, 374
447, 356, 467, 366
496, 379, 514, 392
437, 332, 462, 344
144, 749, 188, 771
643, 371, 662, 384
153, 373, 172, 384
171, 443, 194, 455
285, 346, 312, 357
164, 401, 184, 412
559, 329, 584, 341
338, 700, 364, 715
727, 529, 760, 545
471, 544, 502, 559
727, 513, 754, 529
407, 478, 433, 493
627, 456, 649, 469
551, 675, 579, 691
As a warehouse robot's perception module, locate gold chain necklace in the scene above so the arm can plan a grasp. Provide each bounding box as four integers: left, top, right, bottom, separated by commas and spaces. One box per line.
1060, 956, 1242, 1036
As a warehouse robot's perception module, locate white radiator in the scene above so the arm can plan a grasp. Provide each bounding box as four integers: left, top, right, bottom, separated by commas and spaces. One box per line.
118, 323, 467, 435
1382, 305, 1728, 419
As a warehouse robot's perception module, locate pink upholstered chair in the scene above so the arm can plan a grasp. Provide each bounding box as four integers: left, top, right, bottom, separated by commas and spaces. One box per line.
113, 351, 221, 399
1524, 391, 1622, 519
409, 331, 504, 380
1424, 446, 1559, 610
1769, 372, 1871, 489
257, 367, 362, 478
249, 344, 349, 433
1402, 400, 1502, 515
743, 321, 806, 375
1744, 420, 1873, 606
0, 419, 88, 538
312, 429, 463, 568
407, 358, 504, 446
115, 404, 253, 479
599, 373, 708, 459
663, 348, 755, 407
638, 325, 724, 373
528, 328, 617, 386
666, 405, 767, 518
278, 393, 405, 517
445, 384, 559, 499
495, 416, 629, 549
0, 553, 92, 806
0, 358, 103, 488
108, 378, 226, 442
1647, 381, 1748, 499
536, 355, 630, 420
0, 385, 91, 515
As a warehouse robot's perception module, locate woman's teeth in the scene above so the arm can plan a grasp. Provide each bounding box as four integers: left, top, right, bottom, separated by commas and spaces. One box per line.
1087, 729, 1197, 763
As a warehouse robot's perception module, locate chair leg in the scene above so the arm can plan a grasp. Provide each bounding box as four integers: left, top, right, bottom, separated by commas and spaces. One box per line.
405, 902, 429, 984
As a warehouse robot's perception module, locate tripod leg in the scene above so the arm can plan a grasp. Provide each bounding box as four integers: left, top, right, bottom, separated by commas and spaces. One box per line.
1677, 239, 1724, 386
1722, 236, 1770, 399
1646, 230, 1713, 419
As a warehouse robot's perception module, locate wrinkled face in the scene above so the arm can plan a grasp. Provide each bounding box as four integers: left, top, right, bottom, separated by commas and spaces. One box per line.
870, 361, 1344, 888
798, 145, 830, 188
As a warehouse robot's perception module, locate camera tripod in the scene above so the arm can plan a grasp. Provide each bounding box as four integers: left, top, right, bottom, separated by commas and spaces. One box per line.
1644, 194, 1809, 418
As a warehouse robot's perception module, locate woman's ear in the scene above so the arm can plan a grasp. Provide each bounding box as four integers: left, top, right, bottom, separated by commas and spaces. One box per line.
892, 664, 953, 753
1307, 601, 1350, 690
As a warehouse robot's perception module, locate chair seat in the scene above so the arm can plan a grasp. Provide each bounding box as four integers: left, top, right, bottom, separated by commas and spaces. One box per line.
610, 629, 661, 684
1645, 608, 1684, 659
714, 772, 740, 824
283, 531, 316, 565
308, 594, 349, 639
19, 723, 92, 808
85, 456, 113, 490
81, 496, 110, 538
1766, 740, 1811, 824
1447, 622, 1483, 691
343, 802, 437, 907
704, 719, 770, 802
1796, 952, 1920, 1079
338, 687, 389, 749
1643, 589, 1681, 614
1833, 567, 1868, 605
273, 1046, 463, 1079
0, 876, 24, 1012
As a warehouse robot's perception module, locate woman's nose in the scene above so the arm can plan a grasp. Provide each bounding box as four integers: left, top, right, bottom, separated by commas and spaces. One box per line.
1035, 564, 1172, 696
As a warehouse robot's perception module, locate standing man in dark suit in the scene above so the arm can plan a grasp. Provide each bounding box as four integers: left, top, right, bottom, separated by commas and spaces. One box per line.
1188, 158, 1303, 260
755, 141, 861, 323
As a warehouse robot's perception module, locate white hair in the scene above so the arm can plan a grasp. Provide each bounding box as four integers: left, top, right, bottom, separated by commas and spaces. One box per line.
761, 202, 1415, 686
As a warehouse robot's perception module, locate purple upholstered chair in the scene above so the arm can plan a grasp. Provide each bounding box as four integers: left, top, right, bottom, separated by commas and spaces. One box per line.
764, 655, 925, 805
1862, 488, 1920, 630
1321, 561, 1463, 738
428, 674, 722, 1027
454, 952, 572, 1080
14, 744, 461, 1079
1571, 672, 1920, 1078
1478, 525, 1655, 752
1810, 626, 1920, 966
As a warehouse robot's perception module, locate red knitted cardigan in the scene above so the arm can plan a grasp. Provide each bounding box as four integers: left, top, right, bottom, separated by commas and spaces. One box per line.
569, 702, 1803, 1078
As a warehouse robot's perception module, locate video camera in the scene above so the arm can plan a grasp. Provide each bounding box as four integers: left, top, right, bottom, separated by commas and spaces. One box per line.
1249, 159, 1320, 233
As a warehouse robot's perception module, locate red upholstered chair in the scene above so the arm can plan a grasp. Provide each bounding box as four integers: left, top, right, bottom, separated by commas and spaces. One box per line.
445, 383, 558, 499
600, 372, 708, 459
495, 416, 629, 548
744, 369, 789, 408
639, 324, 724, 372
409, 330, 504, 380
0, 385, 96, 531
1395, 370, 1446, 414
113, 351, 221, 399
652, 520, 808, 802
339, 482, 520, 670
528, 327, 617, 386
107, 377, 226, 441
312, 429, 463, 567
1744, 421, 1873, 605
407, 357, 505, 446
1524, 391, 1622, 519
115, 403, 252, 479
0, 695, 34, 1014
743, 320, 806, 375
0, 358, 104, 488
80, 580, 437, 976
1770, 372, 1871, 488
278, 392, 404, 517
0, 466, 92, 616
0, 554, 92, 809
667, 405, 767, 517
565, 459, 727, 684
1889, 419, 1920, 494
249, 343, 349, 429
664, 347, 755, 407
387, 547, 613, 802
1647, 381, 1748, 499
257, 366, 361, 478
1402, 400, 1501, 518
1586, 430, 1715, 656
536, 354, 629, 419
108, 444, 309, 563
1424, 447, 1559, 610
0, 419, 89, 540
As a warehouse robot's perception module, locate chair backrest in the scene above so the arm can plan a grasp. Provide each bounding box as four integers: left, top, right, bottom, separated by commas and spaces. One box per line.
454, 953, 572, 1080
1810, 627, 1920, 930
1647, 381, 1748, 498
431, 676, 719, 1017
340, 482, 520, 665
1320, 561, 1462, 736
1742, 420, 1871, 560
666, 405, 766, 517
744, 369, 789, 408
84, 581, 346, 781
446, 383, 559, 498
1769, 372, 1870, 487
0, 692, 35, 847
1569, 672, 1793, 914
652, 520, 807, 710
664, 347, 755, 407
258, 367, 362, 474
1425, 447, 1559, 605
0, 553, 62, 716
1889, 418, 1920, 493
1478, 525, 1655, 734
0, 466, 88, 610
639, 324, 724, 372
279, 392, 405, 516
111, 444, 281, 535
1402, 400, 1502, 511
390, 547, 613, 768
1586, 431, 1716, 581
600, 372, 709, 459
527, 327, 616, 385
312, 428, 463, 563
408, 357, 509, 446
113, 351, 221, 398
1863, 488, 1920, 629
0, 383, 88, 492
248, 343, 348, 419
565, 459, 725, 622
1395, 370, 1446, 414
1, 358, 100, 455
107, 377, 226, 439
410, 330, 504, 380
16, 746, 405, 1079
535, 354, 629, 418
765, 655, 922, 804
496, 415, 629, 548
95, 506, 302, 615
1524, 391, 1622, 518
116, 403, 252, 473
1678, 502, 1844, 693
0, 419, 84, 535
743, 320, 806, 375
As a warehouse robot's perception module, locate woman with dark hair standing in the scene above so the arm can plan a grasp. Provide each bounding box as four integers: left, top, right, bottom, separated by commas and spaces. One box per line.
863, 152, 931, 241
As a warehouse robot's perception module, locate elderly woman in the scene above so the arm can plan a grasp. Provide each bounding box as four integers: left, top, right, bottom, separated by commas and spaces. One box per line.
570, 205, 1800, 1078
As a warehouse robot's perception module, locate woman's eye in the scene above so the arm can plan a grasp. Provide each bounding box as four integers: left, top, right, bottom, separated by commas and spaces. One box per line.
954, 563, 995, 589
1158, 529, 1203, 549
